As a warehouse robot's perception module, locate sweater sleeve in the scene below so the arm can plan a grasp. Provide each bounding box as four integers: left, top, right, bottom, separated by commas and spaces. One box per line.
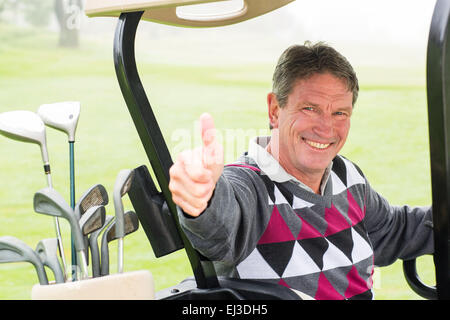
178, 166, 272, 266
364, 179, 434, 267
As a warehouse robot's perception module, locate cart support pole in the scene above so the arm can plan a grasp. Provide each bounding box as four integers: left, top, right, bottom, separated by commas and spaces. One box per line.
403, 0, 450, 300
425, 0, 450, 299
113, 11, 219, 289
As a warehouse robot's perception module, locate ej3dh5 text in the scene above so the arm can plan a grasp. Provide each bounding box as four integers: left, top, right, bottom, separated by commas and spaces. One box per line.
181, 304, 269, 317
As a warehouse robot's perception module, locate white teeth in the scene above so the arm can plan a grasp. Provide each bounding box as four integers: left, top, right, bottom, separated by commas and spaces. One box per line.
304, 139, 330, 149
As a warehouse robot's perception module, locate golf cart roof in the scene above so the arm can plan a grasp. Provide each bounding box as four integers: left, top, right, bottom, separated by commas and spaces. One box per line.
85, 0, 294, 27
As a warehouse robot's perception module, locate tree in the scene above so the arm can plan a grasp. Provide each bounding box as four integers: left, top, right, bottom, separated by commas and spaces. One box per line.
54, 0, 82, 48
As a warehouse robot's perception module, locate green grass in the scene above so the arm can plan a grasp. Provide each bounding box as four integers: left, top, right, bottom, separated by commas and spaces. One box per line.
0, 23, 434, 299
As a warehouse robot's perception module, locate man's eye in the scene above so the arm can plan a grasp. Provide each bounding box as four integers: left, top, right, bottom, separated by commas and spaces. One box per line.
303, 106, 314, 111
334, 111, 349, 118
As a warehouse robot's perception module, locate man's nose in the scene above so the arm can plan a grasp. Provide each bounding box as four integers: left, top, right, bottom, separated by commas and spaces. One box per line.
313, 114, 334, 138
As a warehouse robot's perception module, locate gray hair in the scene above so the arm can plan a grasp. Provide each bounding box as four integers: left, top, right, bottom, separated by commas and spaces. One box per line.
272, 41, 359, 108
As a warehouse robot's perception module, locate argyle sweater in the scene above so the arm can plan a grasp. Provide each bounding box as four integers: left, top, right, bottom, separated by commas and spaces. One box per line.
179, 154, 434, 300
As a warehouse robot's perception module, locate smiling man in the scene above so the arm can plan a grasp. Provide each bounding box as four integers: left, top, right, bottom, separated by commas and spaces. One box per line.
267, 71, 353, 194
168, 42, 434, 300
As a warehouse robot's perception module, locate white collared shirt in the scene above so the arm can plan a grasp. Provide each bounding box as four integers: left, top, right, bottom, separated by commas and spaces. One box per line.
246, 136, 332, 195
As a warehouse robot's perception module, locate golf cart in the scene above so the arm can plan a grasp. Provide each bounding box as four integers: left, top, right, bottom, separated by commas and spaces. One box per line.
78, 0, 450, 300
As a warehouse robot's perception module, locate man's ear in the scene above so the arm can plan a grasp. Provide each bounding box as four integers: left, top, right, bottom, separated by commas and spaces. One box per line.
267, 93, 280, 129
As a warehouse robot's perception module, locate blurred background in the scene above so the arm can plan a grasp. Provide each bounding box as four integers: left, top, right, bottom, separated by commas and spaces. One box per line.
0, 0, 434, 64
0, 0, 437, 299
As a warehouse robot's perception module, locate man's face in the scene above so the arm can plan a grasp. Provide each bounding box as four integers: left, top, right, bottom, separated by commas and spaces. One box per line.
268, 72, 353, 184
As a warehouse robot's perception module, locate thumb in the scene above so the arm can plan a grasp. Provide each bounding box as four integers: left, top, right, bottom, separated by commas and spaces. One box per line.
199, 113, 224, 180
200, 112, 216, 148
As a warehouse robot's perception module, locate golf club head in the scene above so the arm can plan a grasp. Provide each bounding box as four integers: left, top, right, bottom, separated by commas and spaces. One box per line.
33, 187, 85, 252
100, 211, 139, 276
89, 215, 114, 278
35, 238, 65, 284
37, 101, 80, 142
75, 184, 109, 220
100, 217, 116, 276
113, 169, 135, 239
79, 205, 106, 236
108, 210, 139, 242
0, 110, 49, 163
0, 236, 49, 285
79, 204, 106, 267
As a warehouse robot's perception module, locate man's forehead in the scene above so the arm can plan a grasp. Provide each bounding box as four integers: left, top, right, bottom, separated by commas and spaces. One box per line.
291, 75, 353, 104
295, 73, 350, 91
300, 89, 353, 104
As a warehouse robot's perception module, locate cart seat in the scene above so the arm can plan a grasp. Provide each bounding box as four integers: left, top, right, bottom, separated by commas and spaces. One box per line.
85, 0, 294, 28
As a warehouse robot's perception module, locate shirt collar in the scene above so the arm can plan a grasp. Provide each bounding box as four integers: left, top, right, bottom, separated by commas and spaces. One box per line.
247, 136, 332, 195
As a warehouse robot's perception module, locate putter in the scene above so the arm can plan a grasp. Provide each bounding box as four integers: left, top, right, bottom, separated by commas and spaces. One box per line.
33, 187, 89, 280
100, 211, 139, 276
113, 169, 135, 273
0, 110, 67, 280
0, 236, 49, 285
35, 238, 65, 284
89, 215, 114, 278
37, 101, 80, 281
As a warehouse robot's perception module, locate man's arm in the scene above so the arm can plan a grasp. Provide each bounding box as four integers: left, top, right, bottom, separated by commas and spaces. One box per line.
178, 166, 272, 265
364, 180, 434, 267
169, 113, 224, 217
169, 113, 271, 266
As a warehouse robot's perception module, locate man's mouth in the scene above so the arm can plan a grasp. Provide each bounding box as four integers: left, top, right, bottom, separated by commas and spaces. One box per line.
302, 138, 332, 150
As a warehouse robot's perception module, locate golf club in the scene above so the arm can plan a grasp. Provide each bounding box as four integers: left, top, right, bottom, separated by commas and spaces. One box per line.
79, 204, 106, 271
35, 238, 65, 284
0, 236, 48, 285
89, 215, 113, 278
113, 169, 135, 273
33, 187, 89, 280
74, 183, 109, 275
0, 110, 67, 280
37, 101, 80, 281
100, 210, 139, 276
75, 184, 109, 220
79, 204, 106, 238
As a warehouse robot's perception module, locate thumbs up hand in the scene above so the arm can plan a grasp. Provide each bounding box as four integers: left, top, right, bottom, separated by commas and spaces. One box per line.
169, 113, 224, 217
